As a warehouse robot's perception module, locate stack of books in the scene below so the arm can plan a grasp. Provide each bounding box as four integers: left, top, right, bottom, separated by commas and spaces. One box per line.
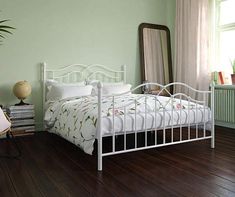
7, 105, 35, 136
2, 107, 7, 114
212, 71, 232, 85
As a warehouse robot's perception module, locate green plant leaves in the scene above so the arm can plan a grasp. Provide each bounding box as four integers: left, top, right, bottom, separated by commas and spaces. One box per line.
230, 59, 235, 74
0, 19, 15, 43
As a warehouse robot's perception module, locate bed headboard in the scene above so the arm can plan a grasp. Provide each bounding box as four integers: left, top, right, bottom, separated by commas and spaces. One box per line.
41, 62, 126, 120
42, 62, 126, 83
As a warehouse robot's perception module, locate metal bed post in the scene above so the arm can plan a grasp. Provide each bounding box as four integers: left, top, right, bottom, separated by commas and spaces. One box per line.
42, 62, 47, 131
211, 82, 215, 148
97, 82, 103, 171
122, 64, 127, 83
171, 95, 174, 142
134, 100, 137, 148
154, 96, 158, 145
145, 96, 147, 147
112, 96, 115, 153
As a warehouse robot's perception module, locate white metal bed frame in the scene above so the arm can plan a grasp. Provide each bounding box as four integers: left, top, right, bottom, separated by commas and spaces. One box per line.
42, 62, 215, 171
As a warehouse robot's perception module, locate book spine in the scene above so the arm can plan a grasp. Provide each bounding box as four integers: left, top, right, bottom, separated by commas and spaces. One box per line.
12, 131, 34, 137
8, 105, 34, 110
10, 115, 35, 119
11, 125, 35, 131
218, 72, 224, 84
213, 71, 218, 84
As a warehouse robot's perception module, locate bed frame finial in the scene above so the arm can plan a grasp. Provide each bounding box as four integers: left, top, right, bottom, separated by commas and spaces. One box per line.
97, 81, 103, 89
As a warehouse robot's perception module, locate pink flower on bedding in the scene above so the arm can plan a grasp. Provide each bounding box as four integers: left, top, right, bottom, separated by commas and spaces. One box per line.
107, 108, 124, 116
176, 103, 183, 109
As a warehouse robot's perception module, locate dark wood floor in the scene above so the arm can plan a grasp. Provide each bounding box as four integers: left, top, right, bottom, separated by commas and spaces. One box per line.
0, 126, 235, 197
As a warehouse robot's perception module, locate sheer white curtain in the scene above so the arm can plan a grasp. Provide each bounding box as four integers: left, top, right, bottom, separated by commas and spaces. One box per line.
174, 0, 214, 99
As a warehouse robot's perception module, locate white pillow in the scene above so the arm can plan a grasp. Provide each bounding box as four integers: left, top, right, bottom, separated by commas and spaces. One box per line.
87, 80, 124, 86
102, 84, 132, 96
46, 85, 92, 101
45, 80, 85, 90
87, 80, 125, 95
45, 79, 58, 87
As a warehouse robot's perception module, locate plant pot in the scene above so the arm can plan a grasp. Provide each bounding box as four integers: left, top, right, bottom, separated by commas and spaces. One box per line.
231, 74, 235, 85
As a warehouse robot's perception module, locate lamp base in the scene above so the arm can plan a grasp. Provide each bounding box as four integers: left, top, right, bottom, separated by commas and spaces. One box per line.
15, 100, 30, 106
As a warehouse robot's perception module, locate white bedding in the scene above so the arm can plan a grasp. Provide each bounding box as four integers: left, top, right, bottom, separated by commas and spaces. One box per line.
44, 94, 211, 154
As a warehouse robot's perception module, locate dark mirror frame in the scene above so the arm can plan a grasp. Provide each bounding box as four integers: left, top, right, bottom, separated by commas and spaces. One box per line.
139, 23, 173, 93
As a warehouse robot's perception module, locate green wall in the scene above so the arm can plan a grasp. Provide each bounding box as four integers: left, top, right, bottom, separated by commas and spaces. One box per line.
166, 0, 176, 60
0, 0, 176, 130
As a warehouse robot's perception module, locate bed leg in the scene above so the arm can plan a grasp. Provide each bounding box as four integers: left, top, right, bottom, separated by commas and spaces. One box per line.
211, 82, 215, 149
211, 126, 215, 149
98, 153, 102, 171
98, 137, 102, 171
211, 138, 215, 149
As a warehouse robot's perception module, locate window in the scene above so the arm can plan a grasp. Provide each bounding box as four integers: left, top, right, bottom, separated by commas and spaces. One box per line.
216, 0, 235, 74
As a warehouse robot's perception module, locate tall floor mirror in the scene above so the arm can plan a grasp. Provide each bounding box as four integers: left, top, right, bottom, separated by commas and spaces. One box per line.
139, 23, 173, 94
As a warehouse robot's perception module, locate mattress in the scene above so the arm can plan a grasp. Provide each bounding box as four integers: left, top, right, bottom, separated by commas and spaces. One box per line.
44, 94, 211, 154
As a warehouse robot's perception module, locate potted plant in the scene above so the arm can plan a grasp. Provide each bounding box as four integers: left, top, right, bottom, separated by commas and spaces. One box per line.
231, 59, 235, 85
0, 19, 15, 44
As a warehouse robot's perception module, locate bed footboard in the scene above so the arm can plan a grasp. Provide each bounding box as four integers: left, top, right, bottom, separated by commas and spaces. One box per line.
97, 82, 215, 171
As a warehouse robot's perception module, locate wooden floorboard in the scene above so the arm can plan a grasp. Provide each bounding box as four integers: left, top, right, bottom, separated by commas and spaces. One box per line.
0, 160, 17, 197
0, 126, 235, 197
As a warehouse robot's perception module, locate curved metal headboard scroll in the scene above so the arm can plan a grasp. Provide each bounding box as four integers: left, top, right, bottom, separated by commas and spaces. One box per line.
41, 62, 126, 129
42, 63, 126, 83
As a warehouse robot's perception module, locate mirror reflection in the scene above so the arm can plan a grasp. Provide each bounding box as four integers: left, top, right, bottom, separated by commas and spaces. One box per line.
139, 23, 173, 94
